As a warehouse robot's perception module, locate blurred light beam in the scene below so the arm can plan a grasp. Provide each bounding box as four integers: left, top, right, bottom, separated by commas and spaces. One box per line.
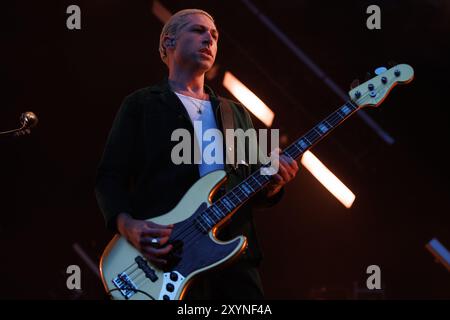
223, 71, 275, 127
152, 0, 172, 23
301, 151, 355, 208
426, 238, 450, 272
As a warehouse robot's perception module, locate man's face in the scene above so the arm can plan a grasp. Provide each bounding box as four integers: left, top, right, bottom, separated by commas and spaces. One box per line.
169, 14, 219, 73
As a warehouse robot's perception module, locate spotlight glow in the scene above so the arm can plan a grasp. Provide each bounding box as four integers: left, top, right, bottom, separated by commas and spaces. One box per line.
426, 238, 450, 272
222, 72, 275, 127
152, 0, 172, 23
301, 151, 356, 208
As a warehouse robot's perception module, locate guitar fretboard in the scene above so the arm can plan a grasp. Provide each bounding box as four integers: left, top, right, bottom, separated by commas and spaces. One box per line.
195, 101, 359, 232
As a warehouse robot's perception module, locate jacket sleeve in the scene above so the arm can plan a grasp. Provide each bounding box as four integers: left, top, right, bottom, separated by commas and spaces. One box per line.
95, 94, 140, 232
240, 105, 285, 209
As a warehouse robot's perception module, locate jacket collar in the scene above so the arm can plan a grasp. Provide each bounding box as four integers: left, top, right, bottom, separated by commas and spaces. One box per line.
150, 77, 221, 120
149, 76, 218, 98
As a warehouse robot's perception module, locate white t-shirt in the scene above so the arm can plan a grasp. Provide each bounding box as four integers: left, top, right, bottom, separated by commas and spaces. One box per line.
174, 92, 225, 177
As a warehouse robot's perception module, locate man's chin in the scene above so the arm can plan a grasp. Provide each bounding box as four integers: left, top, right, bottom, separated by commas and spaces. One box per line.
196, 61, 214, 73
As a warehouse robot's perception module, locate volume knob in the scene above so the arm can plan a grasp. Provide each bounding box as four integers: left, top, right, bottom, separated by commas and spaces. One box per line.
166, 283, 175, 292
170, 272, 178, 281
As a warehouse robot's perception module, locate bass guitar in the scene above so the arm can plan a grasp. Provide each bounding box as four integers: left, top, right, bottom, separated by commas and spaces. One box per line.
100, 64, 414, 300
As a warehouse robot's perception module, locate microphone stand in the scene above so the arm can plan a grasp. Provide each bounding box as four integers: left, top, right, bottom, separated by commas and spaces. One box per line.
0, 112, 38, 138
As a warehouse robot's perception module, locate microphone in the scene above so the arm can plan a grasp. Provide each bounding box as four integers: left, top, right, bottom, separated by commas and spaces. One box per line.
20, 112, 39, 130
0, 111, 39, 137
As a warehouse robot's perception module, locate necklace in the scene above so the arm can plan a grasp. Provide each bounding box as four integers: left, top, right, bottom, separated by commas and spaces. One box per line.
173, 90, 208, 114
192, 98, 205, 114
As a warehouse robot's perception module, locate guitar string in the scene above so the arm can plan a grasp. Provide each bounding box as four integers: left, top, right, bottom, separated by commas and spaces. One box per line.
168, 94, 360, 237
122, 84, 384, 287
126, 105, 349, 286
166, 84, 380, 248
166, 103, 346, 245
166, 106, 352, 243
125, 177, 263, 284
126, 103, 359, 285
145, 92, 358, 246
127, 186, 259, 286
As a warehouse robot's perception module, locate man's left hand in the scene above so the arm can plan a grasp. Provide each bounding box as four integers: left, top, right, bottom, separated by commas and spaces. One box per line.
265, 148, 299, 197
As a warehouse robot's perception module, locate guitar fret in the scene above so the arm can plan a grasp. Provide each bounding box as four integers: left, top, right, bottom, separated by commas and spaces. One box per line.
202, 214, 214, 227
305, 132, 318, 145
227, 195, 237, 207
216, 201, 228, 215
205, 212, 217, 224
241, 182, 252, 196
234, 186, 247, 204
292, 150, 301, 159
340, 105, 351, 116
251, 175, 262, 187
297, 138, 309, 150
233, 189, 244, 201
313, 127, 323, 136
241, 189, 250, 199
335, 110, 345, 119
212, 205, 223, 218
285, 146, 297, 159
317, 122, 329, 134
326, 114, 340, 126
245, 181, 255, 192
209, 207, 221, 220
196, 218, 208, 232
222, 198, 233, 211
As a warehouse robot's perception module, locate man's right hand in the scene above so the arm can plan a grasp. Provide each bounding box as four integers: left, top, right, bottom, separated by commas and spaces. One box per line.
116, 213, 174, 267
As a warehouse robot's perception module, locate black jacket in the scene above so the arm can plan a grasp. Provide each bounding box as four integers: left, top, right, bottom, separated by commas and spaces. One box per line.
95, 78, 283, 263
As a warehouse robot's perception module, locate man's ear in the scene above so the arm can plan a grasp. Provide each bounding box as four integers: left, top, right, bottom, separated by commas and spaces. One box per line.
164, 37, 175, 49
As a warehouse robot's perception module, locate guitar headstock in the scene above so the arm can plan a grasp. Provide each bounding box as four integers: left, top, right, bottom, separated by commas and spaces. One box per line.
349, 64, 414, 108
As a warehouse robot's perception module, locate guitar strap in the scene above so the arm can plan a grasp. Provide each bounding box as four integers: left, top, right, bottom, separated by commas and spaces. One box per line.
218, 98, 238, 170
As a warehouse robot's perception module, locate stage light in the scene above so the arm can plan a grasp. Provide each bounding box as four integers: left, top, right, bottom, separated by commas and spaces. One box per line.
222, 72, 275, 127
426, 238, 450, 272
152, 0, 172, 23
301, 151, 356, 208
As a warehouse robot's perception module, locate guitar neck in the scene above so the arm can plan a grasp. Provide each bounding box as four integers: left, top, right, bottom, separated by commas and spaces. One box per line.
283, 100, 359, 161
195, 101, 359, 232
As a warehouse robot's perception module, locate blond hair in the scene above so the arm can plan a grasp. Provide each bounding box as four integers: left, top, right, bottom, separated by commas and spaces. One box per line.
159, 9, 215, 66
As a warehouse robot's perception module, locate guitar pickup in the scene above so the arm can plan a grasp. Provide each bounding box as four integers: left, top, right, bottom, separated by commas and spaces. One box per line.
135, 256, 158, 282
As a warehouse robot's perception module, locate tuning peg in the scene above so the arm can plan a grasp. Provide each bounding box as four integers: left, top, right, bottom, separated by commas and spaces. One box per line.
350, 79, 360, 89
374, 66, 387, 75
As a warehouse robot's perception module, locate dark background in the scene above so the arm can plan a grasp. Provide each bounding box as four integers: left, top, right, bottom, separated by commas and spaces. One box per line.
1, 0, 449, 299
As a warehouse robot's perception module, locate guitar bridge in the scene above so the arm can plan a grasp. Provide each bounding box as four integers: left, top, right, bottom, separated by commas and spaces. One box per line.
112, 272, 138, 299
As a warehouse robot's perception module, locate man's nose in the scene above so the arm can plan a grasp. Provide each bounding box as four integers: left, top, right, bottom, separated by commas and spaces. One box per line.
203, 33, 214, 46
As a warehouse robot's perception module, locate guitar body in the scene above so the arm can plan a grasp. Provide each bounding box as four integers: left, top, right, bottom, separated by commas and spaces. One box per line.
99, 170, 248, 300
